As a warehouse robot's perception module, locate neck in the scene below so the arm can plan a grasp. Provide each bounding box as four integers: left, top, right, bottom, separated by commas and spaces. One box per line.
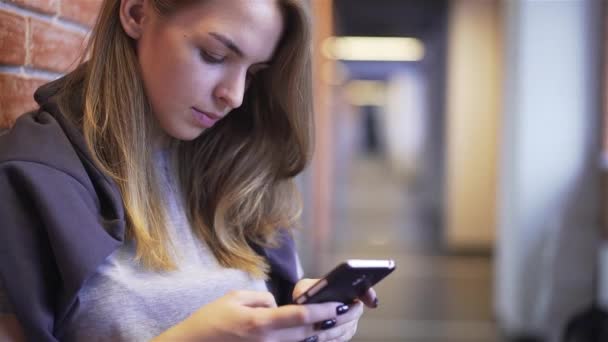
149, 118, 172, 151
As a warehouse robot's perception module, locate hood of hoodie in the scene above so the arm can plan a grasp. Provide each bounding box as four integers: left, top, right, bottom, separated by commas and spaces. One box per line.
0, 67, 128, 340
0, 66, 126, 239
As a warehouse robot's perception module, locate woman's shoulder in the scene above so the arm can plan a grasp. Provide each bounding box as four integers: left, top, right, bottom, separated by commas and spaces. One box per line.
0, 110, 93, 189
0, 110, 74, 162
0, 65, 91, 174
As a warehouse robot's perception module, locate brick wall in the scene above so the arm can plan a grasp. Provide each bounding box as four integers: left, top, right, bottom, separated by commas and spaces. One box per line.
0, 0, 101, 128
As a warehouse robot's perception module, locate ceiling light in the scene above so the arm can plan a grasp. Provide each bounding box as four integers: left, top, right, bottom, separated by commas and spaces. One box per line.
322, 36, 425, 62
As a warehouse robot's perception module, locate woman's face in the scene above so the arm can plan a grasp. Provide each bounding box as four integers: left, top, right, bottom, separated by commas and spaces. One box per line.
132, 0, 284, 141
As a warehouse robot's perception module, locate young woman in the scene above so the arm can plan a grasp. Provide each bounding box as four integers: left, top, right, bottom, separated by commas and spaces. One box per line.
0, 0, 377, 341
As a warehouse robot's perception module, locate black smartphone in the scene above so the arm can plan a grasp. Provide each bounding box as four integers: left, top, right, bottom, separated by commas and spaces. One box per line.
294, 259, 396, 305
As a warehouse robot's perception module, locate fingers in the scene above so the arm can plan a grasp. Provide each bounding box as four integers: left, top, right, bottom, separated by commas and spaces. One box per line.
359, 287, 378, 308
316, 319, 358, 342
334, 302, 363, 326
227, 290, 278, 308
217, 291, 362, 342
309, 302, 362, 341
266, 302, 343, 329
293, 278, 320, 299
259, 301, 363, 342
301, 302, 363, 342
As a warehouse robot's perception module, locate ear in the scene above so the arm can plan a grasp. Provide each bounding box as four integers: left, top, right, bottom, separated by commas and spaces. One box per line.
119, 0, 147, 40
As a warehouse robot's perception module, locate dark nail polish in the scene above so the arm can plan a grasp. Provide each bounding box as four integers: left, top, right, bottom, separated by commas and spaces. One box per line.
373, 297, 379, 308
336, 304, 350, 315
302, 336, 318, 342
315, 318, 337, 330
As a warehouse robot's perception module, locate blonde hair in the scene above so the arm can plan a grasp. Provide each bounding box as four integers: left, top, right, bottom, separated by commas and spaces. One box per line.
57, 0, 313, 278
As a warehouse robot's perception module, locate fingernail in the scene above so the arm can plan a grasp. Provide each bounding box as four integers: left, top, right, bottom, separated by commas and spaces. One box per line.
315, 318, 337, 330
302, 336, 318, 342
373, 297, 379, 308
336, 304, 350, 315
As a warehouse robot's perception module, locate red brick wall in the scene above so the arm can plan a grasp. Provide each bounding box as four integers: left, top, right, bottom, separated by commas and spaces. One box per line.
0, 0, 101, 128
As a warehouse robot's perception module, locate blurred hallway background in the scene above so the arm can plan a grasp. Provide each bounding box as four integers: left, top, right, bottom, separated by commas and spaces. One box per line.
324, 153, 498, 341
296, 1, 606, 341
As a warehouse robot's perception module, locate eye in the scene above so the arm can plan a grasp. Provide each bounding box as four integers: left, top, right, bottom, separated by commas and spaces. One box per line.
200, 50, 226, 64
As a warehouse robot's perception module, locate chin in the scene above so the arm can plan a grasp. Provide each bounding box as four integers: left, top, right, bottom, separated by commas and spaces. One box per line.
164, 125, 205, 141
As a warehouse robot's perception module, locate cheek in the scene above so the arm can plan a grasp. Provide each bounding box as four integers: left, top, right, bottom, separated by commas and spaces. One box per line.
137, 34, 189, 108
139, 48, 211, 113
139, 52, 179, 109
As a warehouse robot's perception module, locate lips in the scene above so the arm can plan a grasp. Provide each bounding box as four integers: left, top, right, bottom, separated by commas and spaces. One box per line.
192, 107, 221, 128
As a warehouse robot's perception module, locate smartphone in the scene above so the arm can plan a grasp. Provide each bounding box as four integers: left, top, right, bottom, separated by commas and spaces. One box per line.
294, 259, 396, 305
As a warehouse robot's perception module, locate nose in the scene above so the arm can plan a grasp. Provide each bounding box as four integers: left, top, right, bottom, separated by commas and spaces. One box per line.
214, 69, 247, 110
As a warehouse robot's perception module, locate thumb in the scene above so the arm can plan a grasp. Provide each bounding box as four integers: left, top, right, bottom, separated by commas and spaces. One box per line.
230, 290, 278, 308
292, 278, 320, 300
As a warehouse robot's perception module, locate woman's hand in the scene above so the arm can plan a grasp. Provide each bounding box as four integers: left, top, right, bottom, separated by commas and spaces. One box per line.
152, 289, 346, 342
291, 278, 379, 342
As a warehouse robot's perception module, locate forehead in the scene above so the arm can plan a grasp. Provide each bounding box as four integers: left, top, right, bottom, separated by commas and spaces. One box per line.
164, 0, 284, 62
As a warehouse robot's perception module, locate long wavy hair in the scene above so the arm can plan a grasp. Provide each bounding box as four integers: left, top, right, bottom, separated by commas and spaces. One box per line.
57, 0, 313, 278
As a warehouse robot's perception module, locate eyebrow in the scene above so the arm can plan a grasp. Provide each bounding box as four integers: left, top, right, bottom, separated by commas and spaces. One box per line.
209, 32, 244, 58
